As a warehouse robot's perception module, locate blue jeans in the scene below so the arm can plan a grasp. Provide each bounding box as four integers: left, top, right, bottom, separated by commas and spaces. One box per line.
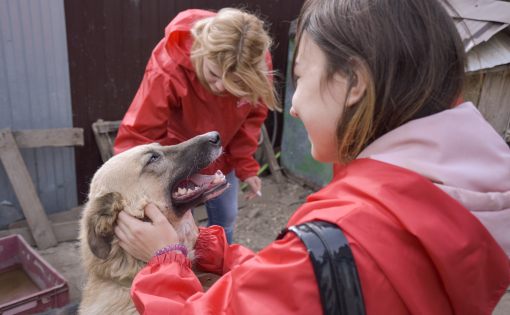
205, 171, 238, 244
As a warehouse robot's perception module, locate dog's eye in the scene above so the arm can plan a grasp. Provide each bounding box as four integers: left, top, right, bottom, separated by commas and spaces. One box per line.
146, 152, 161, 165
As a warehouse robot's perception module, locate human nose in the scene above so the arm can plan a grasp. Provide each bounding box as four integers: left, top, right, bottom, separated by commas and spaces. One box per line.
289, 106, 298, 118
215, 80, 225, 92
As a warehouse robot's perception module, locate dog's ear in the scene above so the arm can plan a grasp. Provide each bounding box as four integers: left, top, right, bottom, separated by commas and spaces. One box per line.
87, 192, 124, 259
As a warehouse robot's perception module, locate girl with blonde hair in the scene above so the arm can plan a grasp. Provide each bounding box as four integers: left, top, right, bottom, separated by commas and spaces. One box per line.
114, 8, 279, 243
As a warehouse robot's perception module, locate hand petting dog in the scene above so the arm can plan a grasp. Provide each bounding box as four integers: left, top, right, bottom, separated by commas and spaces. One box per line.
115, 204, 190, 262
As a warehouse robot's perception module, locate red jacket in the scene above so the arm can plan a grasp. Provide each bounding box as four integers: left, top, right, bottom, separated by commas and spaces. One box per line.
131, 159, 510, 314
113, 9, 269, 180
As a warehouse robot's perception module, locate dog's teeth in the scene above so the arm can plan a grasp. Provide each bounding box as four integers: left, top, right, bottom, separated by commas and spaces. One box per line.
212, 172, 225, 184
177, 187, 186, 195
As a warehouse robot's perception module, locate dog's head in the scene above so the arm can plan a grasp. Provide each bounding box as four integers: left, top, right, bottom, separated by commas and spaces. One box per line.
81, 131, 229, 266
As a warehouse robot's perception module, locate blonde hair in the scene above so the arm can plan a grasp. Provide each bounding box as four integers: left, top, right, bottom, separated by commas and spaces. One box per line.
190, 8, 280, 111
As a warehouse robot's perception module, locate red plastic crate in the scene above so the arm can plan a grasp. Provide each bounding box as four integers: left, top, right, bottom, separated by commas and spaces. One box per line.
0, 234, 69, 315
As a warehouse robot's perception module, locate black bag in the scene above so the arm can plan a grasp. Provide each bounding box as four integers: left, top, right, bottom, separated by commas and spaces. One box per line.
277, 221, 366, 315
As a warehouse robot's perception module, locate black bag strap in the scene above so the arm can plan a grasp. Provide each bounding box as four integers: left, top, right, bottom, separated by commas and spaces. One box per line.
277, 221, 366, 315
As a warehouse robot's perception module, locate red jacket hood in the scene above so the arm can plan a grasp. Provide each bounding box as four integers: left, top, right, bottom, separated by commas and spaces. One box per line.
290, 159, 510, 315
163, 9, 215, 71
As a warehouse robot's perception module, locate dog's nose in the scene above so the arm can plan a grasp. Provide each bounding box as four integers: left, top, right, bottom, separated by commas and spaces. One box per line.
207, 131, 221, 146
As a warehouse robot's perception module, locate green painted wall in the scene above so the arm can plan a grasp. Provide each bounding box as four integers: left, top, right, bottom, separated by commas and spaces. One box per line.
280, 31, 333, 188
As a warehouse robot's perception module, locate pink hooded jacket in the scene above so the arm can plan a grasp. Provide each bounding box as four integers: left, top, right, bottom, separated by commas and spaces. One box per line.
358, 102, 510, 257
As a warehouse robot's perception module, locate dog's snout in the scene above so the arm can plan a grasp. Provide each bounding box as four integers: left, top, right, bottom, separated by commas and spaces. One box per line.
208, 131, 221, 146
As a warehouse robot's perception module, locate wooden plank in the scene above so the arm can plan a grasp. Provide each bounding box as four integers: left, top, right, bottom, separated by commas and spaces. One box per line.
8, 206, 82, 229
0, 220, 79, 246
464, 72, 484, 106
92, 120, 120, 162
92, 119, 121, 133
12, 128, 84, 148
2, 208, 81, 248
0, 129, 57, 249
261, 125, 283, 183
477, 69, 510, 137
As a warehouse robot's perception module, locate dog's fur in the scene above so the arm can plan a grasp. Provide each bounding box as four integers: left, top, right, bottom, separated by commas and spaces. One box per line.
78, 132, 228, 314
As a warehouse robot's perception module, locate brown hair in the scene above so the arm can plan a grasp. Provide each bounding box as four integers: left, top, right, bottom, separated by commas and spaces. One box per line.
295, 0, 465, 162
191, 8, 280, 111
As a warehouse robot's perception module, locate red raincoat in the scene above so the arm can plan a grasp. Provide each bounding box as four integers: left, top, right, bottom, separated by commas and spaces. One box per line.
113, 9, 270, 180
131, 159, 510, 314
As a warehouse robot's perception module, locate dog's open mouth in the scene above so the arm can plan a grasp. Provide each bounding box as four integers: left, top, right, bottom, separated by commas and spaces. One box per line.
171, 170, 229, 210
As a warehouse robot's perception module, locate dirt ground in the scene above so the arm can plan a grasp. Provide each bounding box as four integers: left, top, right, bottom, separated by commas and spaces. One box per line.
36, 174, 509, 314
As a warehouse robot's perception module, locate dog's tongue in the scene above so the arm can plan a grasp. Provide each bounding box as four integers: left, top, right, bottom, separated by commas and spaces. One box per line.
173, 171, 226, 200
191, 170, 225, 186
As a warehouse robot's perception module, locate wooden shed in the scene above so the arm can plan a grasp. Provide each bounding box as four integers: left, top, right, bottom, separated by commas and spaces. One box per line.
449, 0, 510, 144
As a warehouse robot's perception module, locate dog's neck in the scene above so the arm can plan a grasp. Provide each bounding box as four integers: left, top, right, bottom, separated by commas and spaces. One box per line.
113, 276, 134, 288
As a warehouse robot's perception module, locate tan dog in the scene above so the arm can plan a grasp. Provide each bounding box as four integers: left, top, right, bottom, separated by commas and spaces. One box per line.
78, 132, 229, 315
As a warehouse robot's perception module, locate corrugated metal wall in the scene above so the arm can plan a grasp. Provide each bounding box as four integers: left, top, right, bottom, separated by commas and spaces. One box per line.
0, 0, 77, 228
65, 0, 305, 202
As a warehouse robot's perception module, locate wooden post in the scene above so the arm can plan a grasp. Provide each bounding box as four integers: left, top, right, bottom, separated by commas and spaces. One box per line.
261, 125, 283, 183
0, 129, 58, 249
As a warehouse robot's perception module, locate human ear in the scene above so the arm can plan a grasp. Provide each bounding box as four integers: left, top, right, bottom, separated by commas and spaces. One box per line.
336, 63, 369, 107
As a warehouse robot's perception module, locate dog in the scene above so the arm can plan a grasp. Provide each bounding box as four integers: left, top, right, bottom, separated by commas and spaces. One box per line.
78, 131, 229, 314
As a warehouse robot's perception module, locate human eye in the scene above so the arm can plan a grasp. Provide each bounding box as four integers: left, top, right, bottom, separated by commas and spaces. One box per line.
293, 62, 301, 82
293, 67, 301, 81
293, 72, 300, 86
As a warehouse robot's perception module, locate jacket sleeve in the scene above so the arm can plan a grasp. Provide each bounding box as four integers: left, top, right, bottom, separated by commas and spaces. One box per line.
226, 105, 268, 181
226, 52, 273, 181
131, 228, 322, 314
113, 41, 177, 154
193, 226, 257, 274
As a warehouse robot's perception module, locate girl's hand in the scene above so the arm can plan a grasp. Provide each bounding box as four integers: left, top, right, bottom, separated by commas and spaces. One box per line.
243, 176, 262, 200
115, 203, 178, 262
